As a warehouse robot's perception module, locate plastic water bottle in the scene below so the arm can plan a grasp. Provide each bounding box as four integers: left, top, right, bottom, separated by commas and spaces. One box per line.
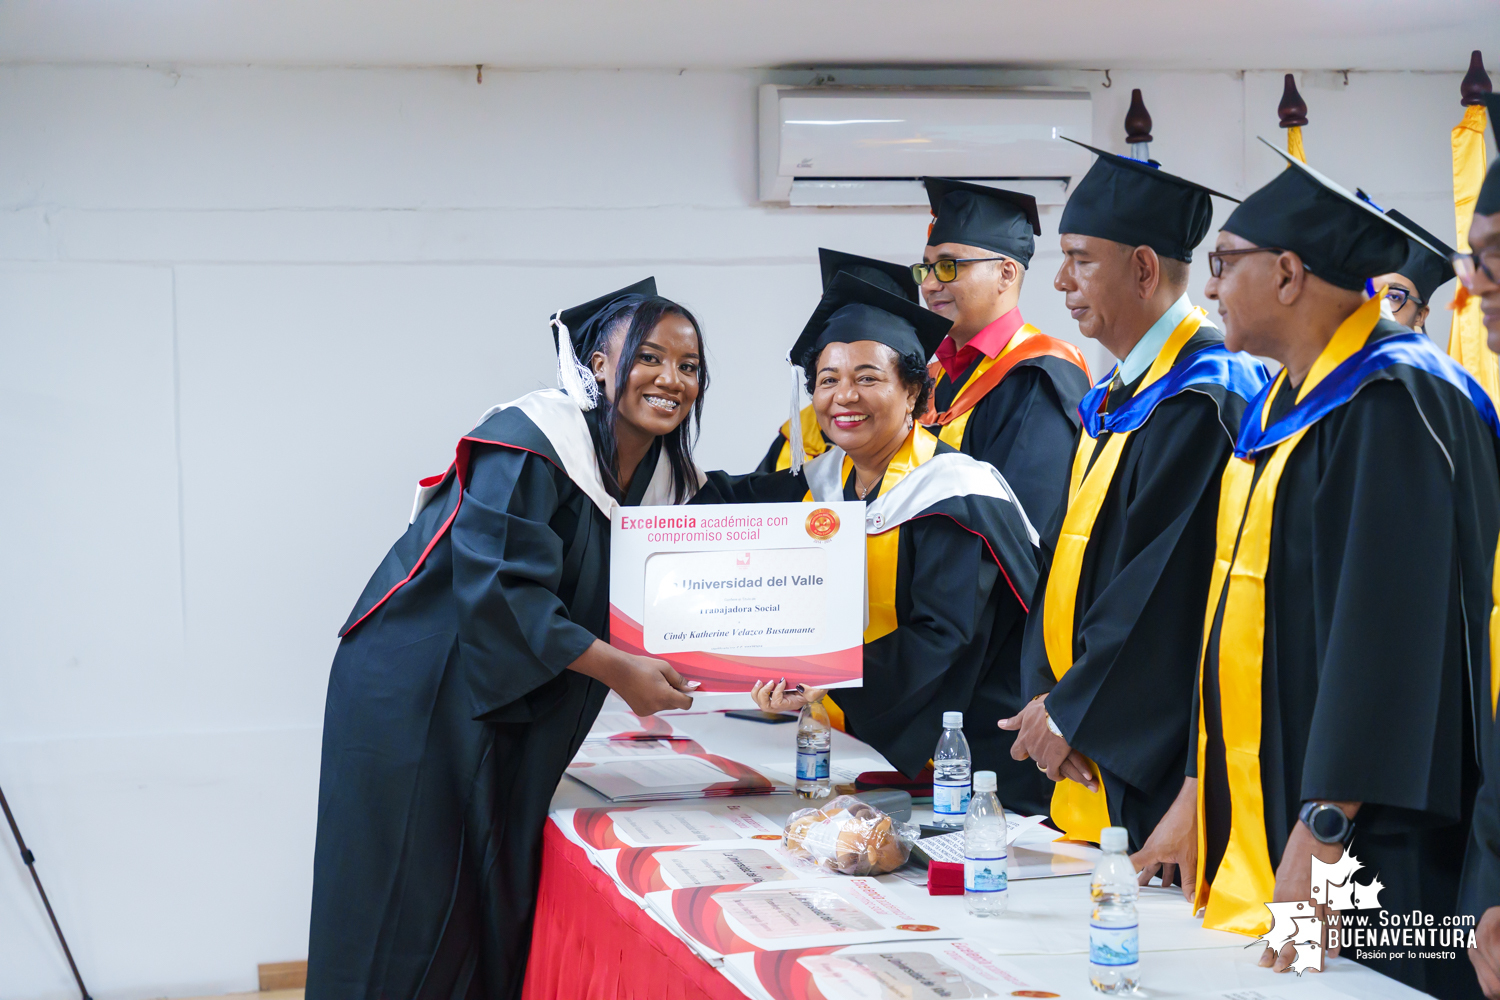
795, 700, 831, 798
932, 711, 971, 829
964, 770, 1007, 916
1089, 826, 1140, 994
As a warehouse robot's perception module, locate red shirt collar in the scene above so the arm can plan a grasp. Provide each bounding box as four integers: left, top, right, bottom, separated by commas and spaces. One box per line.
934, 307, 1025, 383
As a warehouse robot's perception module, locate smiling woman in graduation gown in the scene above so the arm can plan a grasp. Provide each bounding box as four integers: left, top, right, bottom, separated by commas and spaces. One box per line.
756, 250, 917, 473
1186, 153, 1500, 998
704, 273, 1048, 814
306, 283, 707, 1000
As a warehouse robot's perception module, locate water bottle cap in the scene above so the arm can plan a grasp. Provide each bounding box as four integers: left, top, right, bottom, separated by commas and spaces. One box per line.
943, 711, 963, 728
973, 770, 996, 792
1100, 826, 1128, 853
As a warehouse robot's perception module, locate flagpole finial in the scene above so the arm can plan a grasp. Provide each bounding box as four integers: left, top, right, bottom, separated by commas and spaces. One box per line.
1461, 51, 1491, 107
1124, 89, 1153, 145
1278, 74, 1308, 128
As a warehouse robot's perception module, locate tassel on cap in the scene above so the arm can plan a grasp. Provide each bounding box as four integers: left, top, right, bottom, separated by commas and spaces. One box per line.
788, 356, 807, 473
550, 311, 601, 411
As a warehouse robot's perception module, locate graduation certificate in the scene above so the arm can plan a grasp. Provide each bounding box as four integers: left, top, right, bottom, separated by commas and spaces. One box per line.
609, 501, 865, 693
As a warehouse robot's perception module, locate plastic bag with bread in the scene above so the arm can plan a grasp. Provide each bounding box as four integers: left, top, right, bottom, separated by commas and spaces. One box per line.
781, 795, 916, 875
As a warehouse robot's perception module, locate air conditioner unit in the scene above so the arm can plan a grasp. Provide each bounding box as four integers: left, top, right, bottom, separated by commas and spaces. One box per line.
759, 85, 1094, 208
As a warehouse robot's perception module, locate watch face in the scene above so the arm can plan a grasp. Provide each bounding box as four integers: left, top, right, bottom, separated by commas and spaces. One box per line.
1311, 807, 1345, 840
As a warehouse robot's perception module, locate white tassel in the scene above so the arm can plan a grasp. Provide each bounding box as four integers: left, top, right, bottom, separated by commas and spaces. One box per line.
551, 311, 601, 411
788, 357, 807, 474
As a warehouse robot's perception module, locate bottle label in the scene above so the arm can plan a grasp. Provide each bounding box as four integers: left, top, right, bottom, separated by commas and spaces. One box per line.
1089, 924, 1139, 967
964, 854, 1007, 892
796, 750, 829, 781
932, 780, 971, 816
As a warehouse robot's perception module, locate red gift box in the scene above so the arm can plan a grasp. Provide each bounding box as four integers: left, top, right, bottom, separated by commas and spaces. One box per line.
928, 859, 964, 896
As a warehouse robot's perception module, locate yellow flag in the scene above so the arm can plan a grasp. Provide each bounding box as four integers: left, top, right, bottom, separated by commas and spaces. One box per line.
1285, 125, 1306, 164
1448, 104, 1498, 404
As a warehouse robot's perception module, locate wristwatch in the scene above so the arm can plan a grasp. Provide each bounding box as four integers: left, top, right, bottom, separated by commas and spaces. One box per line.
1298, 801, 1353, 845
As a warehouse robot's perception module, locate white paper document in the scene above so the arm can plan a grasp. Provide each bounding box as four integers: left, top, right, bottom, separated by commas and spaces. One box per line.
550, 803, 783, 854
572, 739, 705, 762
644, 547, 831, 653
646, 876, 959, 962
565, 754, 792, 801
721, 940, 1048, 1000
609, 501, 867, 695
593, 841, 834, 903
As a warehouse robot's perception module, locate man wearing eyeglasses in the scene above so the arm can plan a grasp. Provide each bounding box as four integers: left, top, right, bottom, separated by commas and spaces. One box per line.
1459, 92, 1500, 1000
1000, 142, 1267, 865
915, 178, 1091, 535
1369, 208, 1458, 335
1147, 145, 1498, 999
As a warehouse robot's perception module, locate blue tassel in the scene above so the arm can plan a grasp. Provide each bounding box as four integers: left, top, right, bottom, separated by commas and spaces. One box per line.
1365, 278, 1377, 298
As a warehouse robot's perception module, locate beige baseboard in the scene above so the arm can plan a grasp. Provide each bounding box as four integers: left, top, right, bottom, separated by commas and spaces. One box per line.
257, 962, 307, 992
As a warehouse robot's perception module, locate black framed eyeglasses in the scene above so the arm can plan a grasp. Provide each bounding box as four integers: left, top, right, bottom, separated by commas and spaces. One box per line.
910, 257, 1009, 284
1207, 246, 1287, 278
1453, 247, 1500, 288
1383, 286, 1421, 311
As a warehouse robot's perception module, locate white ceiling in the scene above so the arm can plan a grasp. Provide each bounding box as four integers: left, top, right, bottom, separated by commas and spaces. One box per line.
1, 0, 1497, 71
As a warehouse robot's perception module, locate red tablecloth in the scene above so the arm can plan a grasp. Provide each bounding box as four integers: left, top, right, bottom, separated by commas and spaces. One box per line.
522, 819, 747, 1000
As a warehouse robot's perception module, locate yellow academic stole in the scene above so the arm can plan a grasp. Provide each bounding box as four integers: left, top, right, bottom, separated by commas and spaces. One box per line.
930, 326, 1039, 448
1041, 308, 1206, 842
815, 425, 941, 733
1492, 534, 1500, 717
1193, 294, 1384, 935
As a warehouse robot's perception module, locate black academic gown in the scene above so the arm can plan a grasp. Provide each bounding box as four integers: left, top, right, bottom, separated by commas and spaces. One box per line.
699, 439, 1051, 815
1199, 320, 1500, 998
929, 354, 1091, 534
1019, 330, 1249, 852
307, 405, 663, 1000
1462, 708, 1500, 929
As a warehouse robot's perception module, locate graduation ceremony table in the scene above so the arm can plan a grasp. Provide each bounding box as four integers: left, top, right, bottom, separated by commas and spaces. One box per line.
522, 709, 1433, 1000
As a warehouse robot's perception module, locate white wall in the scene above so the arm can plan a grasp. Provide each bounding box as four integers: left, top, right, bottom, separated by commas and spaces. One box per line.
0, 63, 1482, 1000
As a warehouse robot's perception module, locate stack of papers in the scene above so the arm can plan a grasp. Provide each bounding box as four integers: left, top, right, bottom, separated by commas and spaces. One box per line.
555, 802, 788, 854
646, 876, 956, 964
720, 940, 1051, 1000
584, 707, 703, 742
566, 753, 793, 801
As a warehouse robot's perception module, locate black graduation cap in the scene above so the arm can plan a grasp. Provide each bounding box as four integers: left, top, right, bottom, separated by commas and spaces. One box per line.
552, 277, 657, 356
1223, 140, 1444, 291
923, 178, 1041, 267
1384, 208, 1457, 303
1057, 138, 1239, 262
790, 272, 952, 368
1478, 93, 1500, 216
818, 248, 919, 303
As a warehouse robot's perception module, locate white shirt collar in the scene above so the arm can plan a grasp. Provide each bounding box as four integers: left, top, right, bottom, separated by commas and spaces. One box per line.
1117, 292, 1197, 385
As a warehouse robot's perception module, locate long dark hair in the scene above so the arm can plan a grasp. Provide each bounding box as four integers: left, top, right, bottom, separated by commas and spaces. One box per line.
582, 295, 709, 503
